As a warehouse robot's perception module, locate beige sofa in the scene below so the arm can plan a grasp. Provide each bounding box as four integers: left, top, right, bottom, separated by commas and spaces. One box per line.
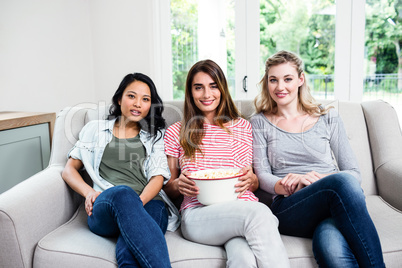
1, 99, 402, 268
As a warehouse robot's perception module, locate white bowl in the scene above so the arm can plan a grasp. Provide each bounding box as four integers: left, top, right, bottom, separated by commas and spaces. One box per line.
187, 168, 244, 206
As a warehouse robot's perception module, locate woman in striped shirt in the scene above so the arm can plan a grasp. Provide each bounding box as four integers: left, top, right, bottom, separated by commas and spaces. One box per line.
163, 59, 290, 268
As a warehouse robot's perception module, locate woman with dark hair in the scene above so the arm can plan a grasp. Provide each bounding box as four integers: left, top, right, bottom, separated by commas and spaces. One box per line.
163, 60, 290, 268
62, 73, 179, 268
109, 73, 165, 137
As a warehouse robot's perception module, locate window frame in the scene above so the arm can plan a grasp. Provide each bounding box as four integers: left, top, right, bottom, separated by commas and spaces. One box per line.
334, 0, 366, 101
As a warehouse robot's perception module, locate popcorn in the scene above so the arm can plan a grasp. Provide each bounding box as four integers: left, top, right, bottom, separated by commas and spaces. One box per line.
189, 169, 242, 179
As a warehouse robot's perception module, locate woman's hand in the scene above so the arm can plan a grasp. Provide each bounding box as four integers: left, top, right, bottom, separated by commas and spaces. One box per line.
304, 171, 325, 182
139, 175, 164, 206
85, 191, 101, 216
280, 173, 304, 195
294, 176, 314, 194
283, 171, 326, 195
62, 158, 101, 216
177, 171, 199, 197
235, 166, 258, 197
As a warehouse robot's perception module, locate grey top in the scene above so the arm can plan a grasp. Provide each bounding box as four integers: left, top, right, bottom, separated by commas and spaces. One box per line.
251, 108, 361, 195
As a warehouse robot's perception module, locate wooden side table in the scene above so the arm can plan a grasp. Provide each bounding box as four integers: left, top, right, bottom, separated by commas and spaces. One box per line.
0, 112, 56, 194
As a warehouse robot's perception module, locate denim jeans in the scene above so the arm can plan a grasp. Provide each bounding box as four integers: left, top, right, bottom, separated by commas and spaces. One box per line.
181, 201, 290, 268
271, 173, 385, 268
87, 185, 170, 268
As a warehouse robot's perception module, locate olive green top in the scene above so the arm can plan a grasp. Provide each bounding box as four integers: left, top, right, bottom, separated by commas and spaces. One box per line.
99, 135, 163, 202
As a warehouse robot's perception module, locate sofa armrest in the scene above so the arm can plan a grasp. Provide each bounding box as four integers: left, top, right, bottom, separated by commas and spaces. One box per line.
375, 159, 402, 210
0, 165, 79, 268
362, 100, 402, 210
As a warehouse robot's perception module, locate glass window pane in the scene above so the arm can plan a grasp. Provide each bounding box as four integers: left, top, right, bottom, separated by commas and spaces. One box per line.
363, 0, 402, 122
259, 0, 336, 100
171, 0, 236, 100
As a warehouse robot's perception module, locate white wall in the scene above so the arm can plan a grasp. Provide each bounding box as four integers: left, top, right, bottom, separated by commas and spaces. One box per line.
0, 0, 154, 113
89, 0, 154, 106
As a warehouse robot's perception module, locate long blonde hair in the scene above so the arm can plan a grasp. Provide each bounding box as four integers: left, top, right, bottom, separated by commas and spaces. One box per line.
254, 50, 330, 116
180, 59, 240, 158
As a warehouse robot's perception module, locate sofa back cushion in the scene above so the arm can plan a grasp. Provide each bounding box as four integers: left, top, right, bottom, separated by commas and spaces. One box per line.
49, 107, 91, 166
322, 100, 377, 195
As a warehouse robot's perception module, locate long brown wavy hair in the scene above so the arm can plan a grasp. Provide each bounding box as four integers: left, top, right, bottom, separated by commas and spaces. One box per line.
254, 50, 330, 116
180, 59, 240, 158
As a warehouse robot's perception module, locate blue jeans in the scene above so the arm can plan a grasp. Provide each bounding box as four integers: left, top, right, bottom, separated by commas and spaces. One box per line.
87, 185, 171, 268
271, 173, 385, 268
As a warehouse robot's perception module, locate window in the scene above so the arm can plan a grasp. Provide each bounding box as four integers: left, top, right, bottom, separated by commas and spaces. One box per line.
259, 0, 336, 100
170, 0, 339, 101
170, 0, 236, 99
363, 0, 402, 120
163, 0, 402, 123
169, 0, 260, 100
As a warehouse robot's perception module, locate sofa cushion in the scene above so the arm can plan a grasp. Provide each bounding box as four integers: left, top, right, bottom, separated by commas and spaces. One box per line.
165, 227, 226, 267
338, 101, 377, 195
34, 205, 227, 268
281, 235, 316, 267
34, 206, 117, 268
320, 100, 377, 195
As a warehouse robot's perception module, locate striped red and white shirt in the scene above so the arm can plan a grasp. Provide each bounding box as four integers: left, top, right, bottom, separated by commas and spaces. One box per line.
164, 118, 258, 211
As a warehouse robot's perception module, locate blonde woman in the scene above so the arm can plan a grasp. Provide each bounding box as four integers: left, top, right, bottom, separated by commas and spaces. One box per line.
252, 50, 385, 268
163, 59, 290, 268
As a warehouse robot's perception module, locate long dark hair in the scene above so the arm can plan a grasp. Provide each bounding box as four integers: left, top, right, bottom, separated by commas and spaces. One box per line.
180, 59, 240, 158
109, 73, 166, 138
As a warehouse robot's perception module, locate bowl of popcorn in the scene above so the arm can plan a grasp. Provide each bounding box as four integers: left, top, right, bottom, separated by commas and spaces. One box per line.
187, 168, 245, 205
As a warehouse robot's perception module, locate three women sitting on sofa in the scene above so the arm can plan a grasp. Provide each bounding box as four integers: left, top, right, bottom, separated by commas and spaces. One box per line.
62, 50, 384, 268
